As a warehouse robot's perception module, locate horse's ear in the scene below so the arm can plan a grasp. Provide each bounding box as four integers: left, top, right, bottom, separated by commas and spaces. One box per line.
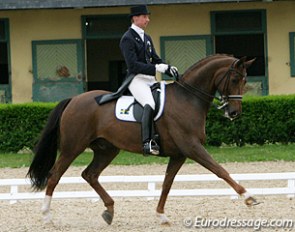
236, 56, 247, 68
244, 58, 256, 69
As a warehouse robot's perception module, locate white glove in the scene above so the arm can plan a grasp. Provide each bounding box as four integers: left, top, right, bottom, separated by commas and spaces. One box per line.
155, 64, 169, 74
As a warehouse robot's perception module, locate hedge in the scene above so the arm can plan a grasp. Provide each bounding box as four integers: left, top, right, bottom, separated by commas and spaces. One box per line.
0, 95, 295, 152
206, 95, 295, 146
0, 103, 55, 152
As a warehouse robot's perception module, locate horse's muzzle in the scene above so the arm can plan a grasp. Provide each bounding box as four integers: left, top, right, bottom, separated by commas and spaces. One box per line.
224, 104, 242, 121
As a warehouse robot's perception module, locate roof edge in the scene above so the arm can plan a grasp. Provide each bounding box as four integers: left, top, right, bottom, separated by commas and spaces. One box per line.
0, 0, 258, 11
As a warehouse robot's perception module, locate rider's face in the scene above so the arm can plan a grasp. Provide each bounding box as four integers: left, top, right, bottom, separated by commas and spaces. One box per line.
133, 14, 150, 29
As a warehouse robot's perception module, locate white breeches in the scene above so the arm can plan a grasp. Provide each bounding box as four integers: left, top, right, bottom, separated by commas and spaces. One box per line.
128, 74, 157, 110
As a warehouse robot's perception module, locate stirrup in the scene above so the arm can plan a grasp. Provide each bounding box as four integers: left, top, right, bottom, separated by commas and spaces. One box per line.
143, 140, 160, 156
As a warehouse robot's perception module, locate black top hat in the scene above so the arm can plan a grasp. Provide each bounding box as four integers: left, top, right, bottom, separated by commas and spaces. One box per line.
129, 5, 150, 18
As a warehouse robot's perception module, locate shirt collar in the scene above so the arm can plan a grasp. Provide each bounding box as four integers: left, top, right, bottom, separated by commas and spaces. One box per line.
131, 23, 144, 41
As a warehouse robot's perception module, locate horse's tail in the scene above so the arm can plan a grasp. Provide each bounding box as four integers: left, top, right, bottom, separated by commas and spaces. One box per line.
27, 98, 72, 191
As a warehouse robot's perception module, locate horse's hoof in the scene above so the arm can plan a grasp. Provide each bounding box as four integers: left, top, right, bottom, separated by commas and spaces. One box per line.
161, 221, 171, 226
157, 213, 171, 225
245, 196, 261, 206
102, 210, 113, 225
42, 210, 52, 224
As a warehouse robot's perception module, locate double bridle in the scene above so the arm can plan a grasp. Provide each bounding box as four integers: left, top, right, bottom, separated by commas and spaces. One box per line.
176, 59, 245, 110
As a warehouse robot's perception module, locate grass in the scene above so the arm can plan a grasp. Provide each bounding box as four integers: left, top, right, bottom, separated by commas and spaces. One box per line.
0, 143, 294, 169
207, 144, 295, 162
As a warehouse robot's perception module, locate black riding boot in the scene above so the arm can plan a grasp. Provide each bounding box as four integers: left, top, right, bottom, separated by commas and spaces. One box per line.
142, 104, 160, 156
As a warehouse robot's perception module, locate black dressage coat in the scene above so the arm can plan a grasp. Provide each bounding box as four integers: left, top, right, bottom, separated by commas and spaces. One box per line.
120, 27, 163, 76
97, 27, 164, 104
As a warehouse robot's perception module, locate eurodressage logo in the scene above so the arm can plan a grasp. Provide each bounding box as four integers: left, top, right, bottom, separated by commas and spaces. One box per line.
183, 216, 295, 230
120, 108, 130, 115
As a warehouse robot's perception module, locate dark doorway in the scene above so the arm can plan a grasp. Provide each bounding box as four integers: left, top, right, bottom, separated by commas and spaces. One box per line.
0, 19, 11, 103
0, 42, 9, 84
86, 38, 127, 91
83, 15, 129, 92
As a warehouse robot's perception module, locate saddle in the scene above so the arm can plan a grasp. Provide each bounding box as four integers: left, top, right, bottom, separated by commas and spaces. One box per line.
95, 81, 166, 122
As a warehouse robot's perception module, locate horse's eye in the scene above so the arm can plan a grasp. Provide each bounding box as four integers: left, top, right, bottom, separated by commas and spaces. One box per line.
231, 77, 239, 84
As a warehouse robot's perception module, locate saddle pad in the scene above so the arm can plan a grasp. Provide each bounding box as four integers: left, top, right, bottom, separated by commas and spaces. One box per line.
115, 81, 166, 122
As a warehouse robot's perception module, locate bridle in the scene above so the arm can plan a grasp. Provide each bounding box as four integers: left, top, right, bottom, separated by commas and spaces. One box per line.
175, 59, 246, 110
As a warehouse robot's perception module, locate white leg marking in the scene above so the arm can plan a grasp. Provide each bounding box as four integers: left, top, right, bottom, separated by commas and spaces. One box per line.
242, 191, 252, 199
157, 213, 170, 225
41, 195, 52, 224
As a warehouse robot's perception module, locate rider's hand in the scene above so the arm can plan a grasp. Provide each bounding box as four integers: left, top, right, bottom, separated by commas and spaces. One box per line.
155, 64, 179, 79
166, 66, 179, 78
155, 64, 169, 73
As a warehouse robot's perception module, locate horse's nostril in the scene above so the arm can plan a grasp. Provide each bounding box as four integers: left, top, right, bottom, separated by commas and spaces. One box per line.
230, 111, 239, 118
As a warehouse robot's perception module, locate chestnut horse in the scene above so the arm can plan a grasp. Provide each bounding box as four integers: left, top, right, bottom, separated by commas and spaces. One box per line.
27, 54, 256, 225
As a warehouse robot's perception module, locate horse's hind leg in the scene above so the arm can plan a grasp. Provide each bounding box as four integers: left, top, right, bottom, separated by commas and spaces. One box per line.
82, 139, 120, 225
42, 152, 80, 223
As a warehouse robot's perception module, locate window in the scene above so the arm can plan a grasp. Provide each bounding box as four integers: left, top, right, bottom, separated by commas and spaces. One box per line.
211, 10, 268, 96
0, 41, 9, 84
0, 19, 9, 85
290, 32, 295, 77
32, 40, 84, 102
84, 15, 129, 39
0, 19, 10, 103
33, 41, 81, 80
160, 35, 212, 80
213, 11, 263, 33
0, 20, 6, 40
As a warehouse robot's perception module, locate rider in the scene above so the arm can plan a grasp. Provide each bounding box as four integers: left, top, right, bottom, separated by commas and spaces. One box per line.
120, 5, 179, 156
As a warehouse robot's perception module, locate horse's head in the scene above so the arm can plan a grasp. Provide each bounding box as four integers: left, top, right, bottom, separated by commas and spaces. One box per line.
215, 56, 255, 120
178, 54, 255, 120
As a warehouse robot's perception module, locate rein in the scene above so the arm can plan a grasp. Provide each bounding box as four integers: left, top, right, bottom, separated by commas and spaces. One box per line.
175, 81, 215, 104
175, 60, 245, 110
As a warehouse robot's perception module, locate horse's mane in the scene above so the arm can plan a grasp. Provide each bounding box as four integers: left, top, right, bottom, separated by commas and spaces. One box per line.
182, 53, 233, 77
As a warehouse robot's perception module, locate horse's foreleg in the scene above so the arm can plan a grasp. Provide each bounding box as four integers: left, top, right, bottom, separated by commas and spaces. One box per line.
156, 156, 186, 225
187, 144, 257, 206
82, 141, 119, 225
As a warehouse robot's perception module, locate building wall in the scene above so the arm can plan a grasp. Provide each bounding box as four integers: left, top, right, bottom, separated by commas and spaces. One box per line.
0, 1, 294, 102
266, 2, 295, 94
0, 7, 124, 102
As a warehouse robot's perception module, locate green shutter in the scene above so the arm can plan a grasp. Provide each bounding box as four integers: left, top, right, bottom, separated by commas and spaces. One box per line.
36, 43, 79, 80
32, 40, 84, 102
160, 35, 212, 80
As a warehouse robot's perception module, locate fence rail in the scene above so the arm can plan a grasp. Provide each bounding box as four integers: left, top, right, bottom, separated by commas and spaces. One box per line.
0, 172, 294, 204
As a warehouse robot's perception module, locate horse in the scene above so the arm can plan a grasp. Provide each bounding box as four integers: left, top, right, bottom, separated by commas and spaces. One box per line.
27, 54, 256, 225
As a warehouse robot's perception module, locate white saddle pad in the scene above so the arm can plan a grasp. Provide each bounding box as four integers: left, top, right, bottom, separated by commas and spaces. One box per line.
115, 81, 166, 122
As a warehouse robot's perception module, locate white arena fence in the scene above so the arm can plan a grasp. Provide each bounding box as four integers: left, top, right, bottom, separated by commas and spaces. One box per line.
0, 172, 294, 204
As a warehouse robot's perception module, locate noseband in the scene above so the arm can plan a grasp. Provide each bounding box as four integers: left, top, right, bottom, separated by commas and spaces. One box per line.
176, 59, 245, 110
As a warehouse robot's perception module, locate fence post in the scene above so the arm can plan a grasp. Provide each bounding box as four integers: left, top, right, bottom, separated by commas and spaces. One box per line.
147, 182, 156, 200
287, 179, 295, 198
10, 185, 18, 204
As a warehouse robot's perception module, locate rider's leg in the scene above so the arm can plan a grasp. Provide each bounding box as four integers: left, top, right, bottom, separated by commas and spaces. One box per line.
129, 74, 159, 155
141, 104, 160, 155
128, 74, 156, 109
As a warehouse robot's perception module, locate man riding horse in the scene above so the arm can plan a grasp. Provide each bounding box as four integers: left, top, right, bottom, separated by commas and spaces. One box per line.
120, 5, 179, 155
